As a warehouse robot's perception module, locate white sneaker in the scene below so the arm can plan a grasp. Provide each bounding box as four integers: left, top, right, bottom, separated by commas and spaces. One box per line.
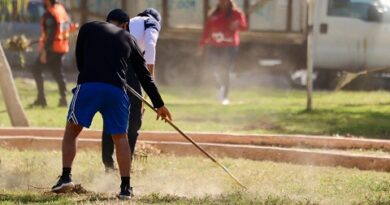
222, 99, 230, 105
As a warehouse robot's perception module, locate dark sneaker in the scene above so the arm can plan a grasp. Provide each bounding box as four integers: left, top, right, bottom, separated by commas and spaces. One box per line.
28, 99, 47, 108
58, 97, 68, 107
117, 185, 133, 200
51, 175, 74, 193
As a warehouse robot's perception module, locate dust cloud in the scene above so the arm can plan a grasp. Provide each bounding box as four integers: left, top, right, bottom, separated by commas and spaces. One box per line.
155, 40, 295, 89
0, 149, 228, 198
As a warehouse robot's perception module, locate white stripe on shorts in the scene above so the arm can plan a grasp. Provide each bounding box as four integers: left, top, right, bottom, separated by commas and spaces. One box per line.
67, 85, 81, 124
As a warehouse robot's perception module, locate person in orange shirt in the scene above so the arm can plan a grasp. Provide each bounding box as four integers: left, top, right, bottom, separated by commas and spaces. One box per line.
198, 0, 247, 105
31, 0, 77, 107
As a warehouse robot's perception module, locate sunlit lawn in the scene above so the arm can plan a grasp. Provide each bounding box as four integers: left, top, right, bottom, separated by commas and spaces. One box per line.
2, 77, 390, 204
2, 148, 390, 204
0, 77, 390, 138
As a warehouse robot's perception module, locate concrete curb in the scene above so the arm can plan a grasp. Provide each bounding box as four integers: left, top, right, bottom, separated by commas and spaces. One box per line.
1, 135, 390, 172
0, 127, 390, 150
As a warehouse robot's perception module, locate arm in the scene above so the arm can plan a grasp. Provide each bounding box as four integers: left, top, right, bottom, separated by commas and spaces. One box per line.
238, 11, 248, 31
197, 19, 211, 56
44, 13, 56, 51
128, 36, 172, 121
199, 19, 211, 46
144, 28, 159, 77
128, 36, 163, 108
39, 13, 56, 63
230, 11, 248, 31
231, 11, 248, 31
147, 64, 155, 78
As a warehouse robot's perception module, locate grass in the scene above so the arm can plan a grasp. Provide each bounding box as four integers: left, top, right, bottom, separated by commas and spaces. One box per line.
1, 77, 390, 139
2, 148, 390, 204
2, 77, 390, 204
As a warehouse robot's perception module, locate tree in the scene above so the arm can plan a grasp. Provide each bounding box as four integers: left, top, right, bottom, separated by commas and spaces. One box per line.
0, 44, 29, 126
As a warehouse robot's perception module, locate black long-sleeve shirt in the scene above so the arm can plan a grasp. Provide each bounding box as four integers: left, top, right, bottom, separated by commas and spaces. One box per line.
75, 21, 164, 108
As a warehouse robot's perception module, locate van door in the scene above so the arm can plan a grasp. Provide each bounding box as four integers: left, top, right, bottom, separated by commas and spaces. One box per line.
364, 2, 390, 69
314, 0, 367, 71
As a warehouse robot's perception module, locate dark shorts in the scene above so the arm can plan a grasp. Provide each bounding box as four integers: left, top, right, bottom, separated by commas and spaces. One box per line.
67, 82, 130, 135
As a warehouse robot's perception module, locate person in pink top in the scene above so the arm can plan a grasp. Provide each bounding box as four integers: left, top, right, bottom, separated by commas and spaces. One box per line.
198, 0, 247, 105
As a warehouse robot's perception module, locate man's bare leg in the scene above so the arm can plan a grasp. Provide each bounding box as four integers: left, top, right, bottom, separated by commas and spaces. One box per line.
63, 121, 83, 167
52, 121, 83, 193
112, 134, 132, 199
112, 134, 131, 176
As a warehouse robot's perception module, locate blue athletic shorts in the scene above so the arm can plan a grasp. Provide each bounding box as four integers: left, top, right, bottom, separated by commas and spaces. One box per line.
67, 82, 130, 135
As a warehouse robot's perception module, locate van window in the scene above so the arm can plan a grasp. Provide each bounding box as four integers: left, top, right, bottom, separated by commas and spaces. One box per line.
327, 0, 373, 21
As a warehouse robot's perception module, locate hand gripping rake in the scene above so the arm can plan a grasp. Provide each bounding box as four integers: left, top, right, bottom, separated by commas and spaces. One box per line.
118, 74, 247, 189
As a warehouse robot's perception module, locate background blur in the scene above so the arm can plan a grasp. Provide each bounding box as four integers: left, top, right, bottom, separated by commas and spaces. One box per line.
1, 0, 310, 89
1, 0, 390, 89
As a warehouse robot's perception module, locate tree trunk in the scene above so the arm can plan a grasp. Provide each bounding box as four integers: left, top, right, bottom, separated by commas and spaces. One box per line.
0, 44, 29, 126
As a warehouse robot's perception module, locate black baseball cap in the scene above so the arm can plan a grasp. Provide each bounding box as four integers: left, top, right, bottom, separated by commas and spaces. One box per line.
106, 9, 129, 23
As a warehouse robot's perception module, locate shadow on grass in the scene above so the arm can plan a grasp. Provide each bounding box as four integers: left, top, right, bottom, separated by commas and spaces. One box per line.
341, 102, 390, 108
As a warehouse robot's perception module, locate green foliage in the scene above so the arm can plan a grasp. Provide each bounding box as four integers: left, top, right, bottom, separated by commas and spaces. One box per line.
4, 35, 32, 52
3, 35, 33, 68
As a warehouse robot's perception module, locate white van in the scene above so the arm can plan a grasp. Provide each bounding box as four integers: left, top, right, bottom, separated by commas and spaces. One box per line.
292, 0, 390, 88
315, 0, 390, 71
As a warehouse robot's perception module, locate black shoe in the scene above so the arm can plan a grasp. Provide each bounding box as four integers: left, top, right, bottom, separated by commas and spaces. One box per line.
58, 97, 67, 107
51, 175, 74, 193
117, 185, 133, 200
29, 99, 47, 108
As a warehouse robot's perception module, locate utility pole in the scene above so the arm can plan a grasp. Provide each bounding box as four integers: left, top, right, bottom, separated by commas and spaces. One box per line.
306, 0, 317, 111
0, 44, 29, 126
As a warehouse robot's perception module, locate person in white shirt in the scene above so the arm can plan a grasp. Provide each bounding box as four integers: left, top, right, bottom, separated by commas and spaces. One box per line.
129, 8, 161, 77
101, 8, 162, 172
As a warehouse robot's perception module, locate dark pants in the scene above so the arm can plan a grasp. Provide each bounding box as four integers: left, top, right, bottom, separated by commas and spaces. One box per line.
206, 46, 239, 100
31, 51, 67, 100
101, 70, 142, 168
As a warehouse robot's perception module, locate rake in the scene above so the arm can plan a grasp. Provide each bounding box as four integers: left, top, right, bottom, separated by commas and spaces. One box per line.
118, 74, 247, 190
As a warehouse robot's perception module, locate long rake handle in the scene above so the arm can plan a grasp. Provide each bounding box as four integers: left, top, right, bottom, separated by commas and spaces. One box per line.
120, 77, 247, 189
